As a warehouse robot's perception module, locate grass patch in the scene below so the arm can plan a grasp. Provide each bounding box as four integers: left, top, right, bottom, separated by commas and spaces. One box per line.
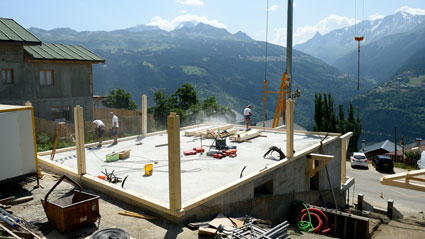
408, 75, 425, 86
181, 65, 208, 77
394, 162, 417, 171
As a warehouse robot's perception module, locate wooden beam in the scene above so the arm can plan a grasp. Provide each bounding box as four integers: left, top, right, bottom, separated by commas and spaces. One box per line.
340, 132, 352, 184
168, 112, 182, 212
74, 105, 86, 176
184, 126, 212, 136
286, 99, 294, 158
381, 178, 425, 192
206, 124, 233, 133
229, 129, 261, 142
308, 153, 334, 178
142, 94, 147, 136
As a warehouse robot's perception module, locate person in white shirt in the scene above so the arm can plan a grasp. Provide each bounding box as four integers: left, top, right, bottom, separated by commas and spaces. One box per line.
110, 112, 119, 145
243, 105, 252, 129
93, 120, 105, 147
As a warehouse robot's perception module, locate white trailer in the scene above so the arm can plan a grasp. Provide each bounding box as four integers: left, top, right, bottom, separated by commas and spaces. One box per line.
0, 104, 38, 182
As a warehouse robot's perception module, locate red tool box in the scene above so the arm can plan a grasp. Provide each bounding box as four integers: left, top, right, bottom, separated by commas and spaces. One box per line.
193, 147, 205, 153
184, 150, 197, 155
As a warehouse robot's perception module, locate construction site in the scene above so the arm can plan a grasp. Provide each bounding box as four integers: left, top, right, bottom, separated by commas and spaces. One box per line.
3, 1, 425, 239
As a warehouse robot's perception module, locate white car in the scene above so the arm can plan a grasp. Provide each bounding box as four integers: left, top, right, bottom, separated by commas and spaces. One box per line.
418, 151, 425, 169
351, 152, 368, 168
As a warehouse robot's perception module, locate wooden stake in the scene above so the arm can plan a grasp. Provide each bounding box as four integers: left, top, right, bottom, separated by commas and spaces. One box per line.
286, 99, 294, 158
168, 112, 182, 212
142, 94, 147, 136
74, 105, 86, 176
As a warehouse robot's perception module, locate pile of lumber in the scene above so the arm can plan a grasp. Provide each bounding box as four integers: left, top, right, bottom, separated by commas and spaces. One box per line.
229, 129, 261, 142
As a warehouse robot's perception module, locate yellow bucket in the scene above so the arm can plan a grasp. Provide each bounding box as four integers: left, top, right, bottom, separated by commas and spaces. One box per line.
144, 164, 153, 176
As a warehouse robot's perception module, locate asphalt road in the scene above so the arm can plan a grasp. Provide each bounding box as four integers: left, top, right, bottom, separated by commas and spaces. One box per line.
346, 162, 425, 216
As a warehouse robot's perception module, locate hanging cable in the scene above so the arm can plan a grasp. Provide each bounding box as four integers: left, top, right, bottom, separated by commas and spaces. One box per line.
262, 0, 270, 128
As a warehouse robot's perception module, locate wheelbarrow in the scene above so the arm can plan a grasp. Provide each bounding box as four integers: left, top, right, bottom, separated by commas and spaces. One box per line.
41, 175, 100, 233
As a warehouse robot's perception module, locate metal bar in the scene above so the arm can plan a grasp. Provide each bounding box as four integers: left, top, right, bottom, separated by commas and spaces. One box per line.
286, 0, 293, 93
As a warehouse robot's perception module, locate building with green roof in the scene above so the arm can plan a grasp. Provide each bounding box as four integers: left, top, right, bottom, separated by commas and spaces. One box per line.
0, 18, 105, 122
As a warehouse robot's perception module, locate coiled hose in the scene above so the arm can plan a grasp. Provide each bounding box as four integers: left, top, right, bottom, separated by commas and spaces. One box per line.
296, 201, 314, 232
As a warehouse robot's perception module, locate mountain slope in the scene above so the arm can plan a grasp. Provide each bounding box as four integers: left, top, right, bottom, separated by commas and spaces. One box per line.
351, 46, 425, 144
295, 11, 425, 65
29, 23, 363, 128
334, 21, 425, 84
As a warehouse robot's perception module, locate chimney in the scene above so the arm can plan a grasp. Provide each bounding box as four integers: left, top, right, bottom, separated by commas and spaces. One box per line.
362, 140, 366, 152
417, 138, 422, 147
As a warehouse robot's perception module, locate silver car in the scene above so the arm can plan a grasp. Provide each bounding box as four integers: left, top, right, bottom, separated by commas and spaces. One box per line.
351, 152, 368, 168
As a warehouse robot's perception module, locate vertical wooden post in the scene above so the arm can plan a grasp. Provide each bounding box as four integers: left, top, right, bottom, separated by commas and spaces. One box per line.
142, 94, 147, 136
340, 132, 352, 184
74, 105, 86, 176
286, 99, 294, 158
168, 112, 181, 212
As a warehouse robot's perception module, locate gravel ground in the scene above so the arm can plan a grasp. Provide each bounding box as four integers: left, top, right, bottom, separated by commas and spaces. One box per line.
1, 171, 424, 239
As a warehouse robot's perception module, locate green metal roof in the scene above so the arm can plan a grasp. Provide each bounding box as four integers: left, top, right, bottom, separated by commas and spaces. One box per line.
0, 18, 41, 45
24, 43, 105, 63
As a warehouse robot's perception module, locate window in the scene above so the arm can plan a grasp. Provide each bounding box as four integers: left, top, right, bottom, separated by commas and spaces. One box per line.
1, 69, 14, 84
40, 70, 54, 86
51, 106, 71, 121
254, 180, 273, 197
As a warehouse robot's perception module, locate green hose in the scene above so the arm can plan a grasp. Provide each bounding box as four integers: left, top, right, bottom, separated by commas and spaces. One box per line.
296, 200, 314, 232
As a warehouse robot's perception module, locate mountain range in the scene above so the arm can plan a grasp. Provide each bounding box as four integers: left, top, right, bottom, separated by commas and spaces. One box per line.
29, 22, 361, 129
296, 10, 425, 145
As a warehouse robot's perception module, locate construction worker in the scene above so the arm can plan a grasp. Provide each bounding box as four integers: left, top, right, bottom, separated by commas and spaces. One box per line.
93, 120, 105, 147
243, 105, 252, 129
110, 112, 119, 145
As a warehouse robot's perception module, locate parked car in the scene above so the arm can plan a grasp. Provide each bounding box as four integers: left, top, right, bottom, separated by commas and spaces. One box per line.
350, 152, 368, 168
418, 151, 425, 169
372, 155, 394, 172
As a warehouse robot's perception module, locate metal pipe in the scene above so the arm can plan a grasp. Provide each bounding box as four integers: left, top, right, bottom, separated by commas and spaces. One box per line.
286, 0, 294, 95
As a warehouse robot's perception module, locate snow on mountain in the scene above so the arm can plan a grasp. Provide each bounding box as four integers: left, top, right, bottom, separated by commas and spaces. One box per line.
295, 11, 425, 64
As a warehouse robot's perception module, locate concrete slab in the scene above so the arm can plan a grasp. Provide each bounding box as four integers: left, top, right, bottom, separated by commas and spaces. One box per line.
40, 125, 332, 206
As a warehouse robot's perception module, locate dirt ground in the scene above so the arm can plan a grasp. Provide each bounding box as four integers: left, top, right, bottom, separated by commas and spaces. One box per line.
1, 172, 425, 239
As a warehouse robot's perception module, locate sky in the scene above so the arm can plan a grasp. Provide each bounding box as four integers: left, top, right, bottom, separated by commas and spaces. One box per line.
2, 0, 425, 46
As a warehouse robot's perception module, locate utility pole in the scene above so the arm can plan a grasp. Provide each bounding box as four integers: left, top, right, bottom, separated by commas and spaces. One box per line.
394, 125, 397, 161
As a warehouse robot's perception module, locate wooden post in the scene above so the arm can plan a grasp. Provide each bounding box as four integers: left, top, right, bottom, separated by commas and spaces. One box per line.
74, 105, 86, 176
142, 94, 147, 136
286, 99, 294, 158
340, 132, 353, 184
168, 112, 181, 212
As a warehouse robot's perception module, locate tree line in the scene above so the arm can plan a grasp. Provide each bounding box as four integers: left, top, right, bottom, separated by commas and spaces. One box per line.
149, 83, 236, 129
313, 93, 362, 153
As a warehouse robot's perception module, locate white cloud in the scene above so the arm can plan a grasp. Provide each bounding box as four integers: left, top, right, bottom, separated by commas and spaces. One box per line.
147, 14, 226, 31
176, 0, 204, 6
268, 4, 279, 12
395, 6, 425, 16
369, 13, 385, 21
271, 14, 356, 46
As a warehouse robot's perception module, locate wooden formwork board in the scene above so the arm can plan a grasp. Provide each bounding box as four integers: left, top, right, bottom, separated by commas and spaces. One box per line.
184, 126, 213, 136
307, 204, 370, 239
229, 129, 261, 142
203, 128, 237, 138
185, 124, 233, 137
206, 124, 233, 133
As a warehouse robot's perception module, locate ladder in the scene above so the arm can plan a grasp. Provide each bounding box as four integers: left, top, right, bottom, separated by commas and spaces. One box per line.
50, 122, 75, 161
